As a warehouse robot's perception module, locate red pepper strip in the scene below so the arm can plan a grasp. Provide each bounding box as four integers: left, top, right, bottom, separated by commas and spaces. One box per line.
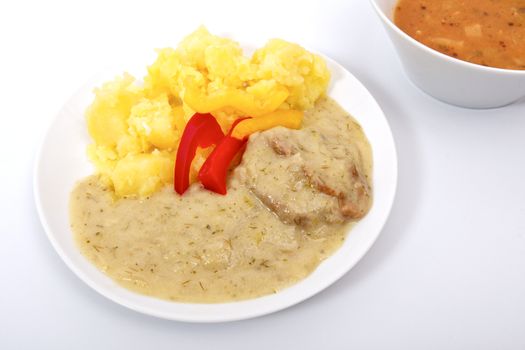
198, 117, 251, 195
174, 113, 224, 195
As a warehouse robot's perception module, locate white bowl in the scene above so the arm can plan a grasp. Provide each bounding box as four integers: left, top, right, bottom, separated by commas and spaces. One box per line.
34, 53, 397, 322
370, 0, 525, 108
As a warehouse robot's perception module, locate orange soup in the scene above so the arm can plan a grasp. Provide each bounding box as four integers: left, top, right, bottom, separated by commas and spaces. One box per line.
394, 0, 525, 70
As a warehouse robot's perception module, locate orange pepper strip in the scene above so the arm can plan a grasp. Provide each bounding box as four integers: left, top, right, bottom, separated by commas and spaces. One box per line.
230, 110, 303, 140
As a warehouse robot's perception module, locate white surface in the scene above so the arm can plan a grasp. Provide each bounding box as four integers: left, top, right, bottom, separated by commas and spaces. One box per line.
34, 57, 397, 322
1, 0, 524, 348
370, 0, 525, 108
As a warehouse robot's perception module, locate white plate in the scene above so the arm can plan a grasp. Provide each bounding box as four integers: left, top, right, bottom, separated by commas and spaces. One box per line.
34, 52, 398, 322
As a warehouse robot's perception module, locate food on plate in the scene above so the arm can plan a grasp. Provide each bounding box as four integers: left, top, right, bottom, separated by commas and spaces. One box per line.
86, 26, 330, 198
70, 28, 372, 303
71, 98, 372, 302
394, 0, 525, 70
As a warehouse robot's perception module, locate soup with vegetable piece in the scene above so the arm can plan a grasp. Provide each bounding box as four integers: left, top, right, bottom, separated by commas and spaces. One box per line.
394, 0, 525, 70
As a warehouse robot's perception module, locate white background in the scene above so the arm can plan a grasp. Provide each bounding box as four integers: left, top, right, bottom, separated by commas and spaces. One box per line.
2, 0, 525, 349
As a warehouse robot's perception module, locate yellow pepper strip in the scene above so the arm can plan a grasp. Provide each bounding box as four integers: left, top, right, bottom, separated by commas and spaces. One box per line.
231, 110, 303, 139
184, 87, 289, 117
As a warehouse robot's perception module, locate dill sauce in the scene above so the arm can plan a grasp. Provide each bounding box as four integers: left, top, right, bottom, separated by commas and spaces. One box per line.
70, 175, 350, 303
70, 98, 371, 303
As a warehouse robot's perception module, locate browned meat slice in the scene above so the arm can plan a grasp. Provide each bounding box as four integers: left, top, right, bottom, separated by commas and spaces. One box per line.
302, 163, 371, 220
270, 137, 296, 156
236, 120, 372, 229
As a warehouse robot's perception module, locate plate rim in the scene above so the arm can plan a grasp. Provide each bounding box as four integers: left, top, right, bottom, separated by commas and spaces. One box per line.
33, 51, 398, 323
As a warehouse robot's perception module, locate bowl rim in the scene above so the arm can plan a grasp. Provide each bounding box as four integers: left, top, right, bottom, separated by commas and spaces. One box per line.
368, 0, 525, 76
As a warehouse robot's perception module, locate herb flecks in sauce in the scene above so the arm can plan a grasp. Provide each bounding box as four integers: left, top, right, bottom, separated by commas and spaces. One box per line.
70, 97, 372, 303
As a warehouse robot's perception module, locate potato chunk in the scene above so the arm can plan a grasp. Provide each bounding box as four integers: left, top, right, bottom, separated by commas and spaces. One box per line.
128, 95, 179, 150
111, 152, 174, 197
86, 74, 142, 147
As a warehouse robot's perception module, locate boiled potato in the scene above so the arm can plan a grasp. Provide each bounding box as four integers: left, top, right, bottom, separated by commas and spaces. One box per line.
252, 39, 331, 110
128, 95, 179, 150
111, 152, 174, 197
85, 27, 330, 198
86, 74, 143, 147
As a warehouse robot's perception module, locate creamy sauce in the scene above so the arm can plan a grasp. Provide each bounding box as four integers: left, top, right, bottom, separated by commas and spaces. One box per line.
70, 97, 372, 303
394, 0, 525, 70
